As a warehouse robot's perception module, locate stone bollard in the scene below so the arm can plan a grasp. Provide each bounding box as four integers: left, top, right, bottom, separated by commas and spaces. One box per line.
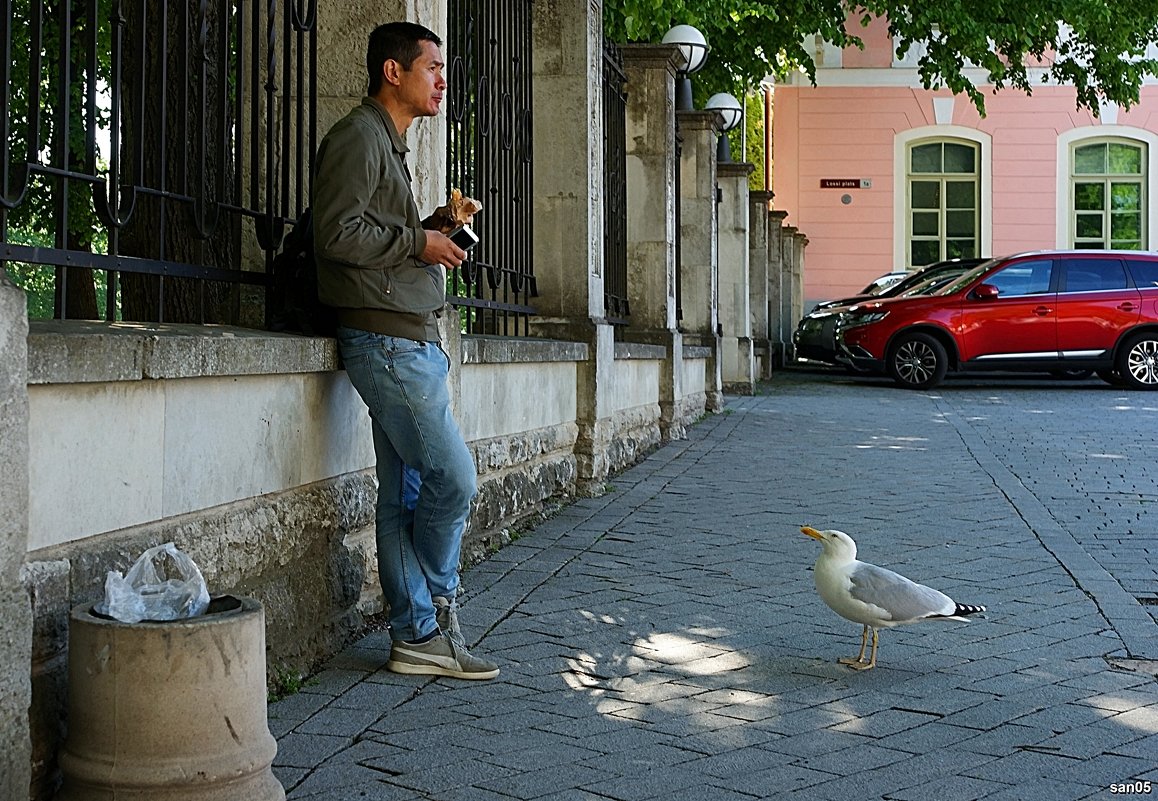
56, 596, 284, 801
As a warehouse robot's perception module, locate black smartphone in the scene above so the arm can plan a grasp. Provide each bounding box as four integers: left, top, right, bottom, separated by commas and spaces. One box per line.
448, 224, 479, 251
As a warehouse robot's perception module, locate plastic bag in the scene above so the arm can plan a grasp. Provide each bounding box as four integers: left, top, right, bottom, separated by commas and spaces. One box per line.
97, 542, 211, 623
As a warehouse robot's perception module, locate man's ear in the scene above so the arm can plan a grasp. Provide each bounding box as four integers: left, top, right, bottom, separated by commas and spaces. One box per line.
382, 59, 402, 87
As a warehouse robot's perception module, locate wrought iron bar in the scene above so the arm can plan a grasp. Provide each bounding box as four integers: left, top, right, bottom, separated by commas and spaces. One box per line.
0, 0, 316, 325
602, 40, 629, 329
446, 0, 536, 336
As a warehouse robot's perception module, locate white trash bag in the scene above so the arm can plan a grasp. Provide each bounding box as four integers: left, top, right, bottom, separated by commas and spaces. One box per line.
97, 542, 211, 623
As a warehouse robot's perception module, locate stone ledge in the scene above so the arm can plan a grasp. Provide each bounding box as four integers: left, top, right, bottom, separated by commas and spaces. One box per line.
614, 342, 666, 361
28, 321, 339, 384
684, 345, 713, 359
462, 335, 587, 364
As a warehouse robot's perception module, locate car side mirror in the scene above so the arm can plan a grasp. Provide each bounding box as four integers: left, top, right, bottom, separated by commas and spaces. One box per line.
971, 283, 999, 300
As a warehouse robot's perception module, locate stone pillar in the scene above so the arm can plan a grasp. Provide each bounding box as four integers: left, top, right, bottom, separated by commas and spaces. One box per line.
529, 0, 613, 491
766, 210, 789, 365
676, 109, 722, 409
791, 230, 809, 359
619, 43, 686, 439
1, 273, 32, 801
748, 191, 773, 379
717, 162, 755, 394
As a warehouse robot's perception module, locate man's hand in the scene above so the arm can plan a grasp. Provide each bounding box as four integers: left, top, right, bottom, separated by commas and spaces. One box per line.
421, 230, 468, 268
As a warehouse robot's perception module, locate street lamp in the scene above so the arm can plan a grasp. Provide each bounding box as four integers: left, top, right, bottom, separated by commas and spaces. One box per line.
705, 92, 743, 162
662, 24, 709, 111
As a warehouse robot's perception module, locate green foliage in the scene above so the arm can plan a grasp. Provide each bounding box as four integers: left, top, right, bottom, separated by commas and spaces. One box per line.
603, 1, 1158, 116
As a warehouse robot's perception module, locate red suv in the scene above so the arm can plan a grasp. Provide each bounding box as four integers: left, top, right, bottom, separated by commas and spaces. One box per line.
835, 250, 1158, 390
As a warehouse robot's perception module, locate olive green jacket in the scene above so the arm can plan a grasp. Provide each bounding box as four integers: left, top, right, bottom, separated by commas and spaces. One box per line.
312, 97, 443, 339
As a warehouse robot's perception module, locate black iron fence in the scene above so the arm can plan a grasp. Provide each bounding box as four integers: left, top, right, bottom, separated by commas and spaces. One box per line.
446, 0, 536, 336
1, 0, 316, 325
602, 40, 629, 328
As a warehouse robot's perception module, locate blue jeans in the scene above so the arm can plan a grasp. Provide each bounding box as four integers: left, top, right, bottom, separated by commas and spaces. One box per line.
336, 326, 477, 642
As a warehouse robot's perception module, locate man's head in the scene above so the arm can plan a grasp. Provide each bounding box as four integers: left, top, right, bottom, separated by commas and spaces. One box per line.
367, 22, 442, 95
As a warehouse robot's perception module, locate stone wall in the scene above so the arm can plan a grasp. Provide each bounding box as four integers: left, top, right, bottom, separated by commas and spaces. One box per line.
1, 273, 32, 801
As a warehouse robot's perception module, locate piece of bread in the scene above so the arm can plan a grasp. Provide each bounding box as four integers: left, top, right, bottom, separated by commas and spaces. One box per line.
424, 189, 483, 233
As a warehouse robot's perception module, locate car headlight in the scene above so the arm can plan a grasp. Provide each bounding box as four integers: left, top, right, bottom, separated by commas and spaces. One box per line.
840, 311, 889, 328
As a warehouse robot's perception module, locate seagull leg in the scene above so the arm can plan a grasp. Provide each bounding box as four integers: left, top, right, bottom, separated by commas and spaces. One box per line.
848, 628, 879, 671
838, 625, 869, 666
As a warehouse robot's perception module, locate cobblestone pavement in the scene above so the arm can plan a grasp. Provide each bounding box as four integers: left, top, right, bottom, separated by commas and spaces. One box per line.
270, 369, 1158, 801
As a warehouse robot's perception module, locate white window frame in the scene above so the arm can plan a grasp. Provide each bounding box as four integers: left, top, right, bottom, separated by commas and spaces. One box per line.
1056, 126, 1158, 250
894, 126, 992, 269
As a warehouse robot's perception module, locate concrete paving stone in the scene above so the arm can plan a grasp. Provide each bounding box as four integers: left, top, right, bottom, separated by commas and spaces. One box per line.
366, 705, 479, 736
273, 765, 308, 792
1047, 752, 1155, 787
871, 721, 987, 754
580, 765, 732, 801
1009, 702, 1123, 734
886, 774, 1015, 801
359, 742, 490, 776
791, 742, 912, 775
476, 762, 613, 800
274, 732, 354, 768
385, 756, 523, 796
270, 688, 337, 723
1073, 688, 1158, 712
572, 741, 698, 775
1107, 731, 1158, 760
322, 649, 392, 673
759, 727, 875, 759
299, 668, 375, 697
532, 791, 617, 801
1032, 720, 1152, 759
656, 786, 762, 801
708, 762, 839, 796
662, 722, 785, 756
679, 744, 798, 778
976, 777, 1102, 801
462, 708, 581, 736
286, 763, 410, 798
829, 707, 941, 738
286, 781, 422, 801
484, 741, 604, 771
330, 681, 418, 712
530, 710, 629, 740
880, 686, 994, 716
298, 704, 391, 738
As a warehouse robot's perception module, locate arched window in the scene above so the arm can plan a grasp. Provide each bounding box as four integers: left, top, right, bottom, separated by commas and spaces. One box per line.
906, 139, 980, 267
1070, 139, 1146, 249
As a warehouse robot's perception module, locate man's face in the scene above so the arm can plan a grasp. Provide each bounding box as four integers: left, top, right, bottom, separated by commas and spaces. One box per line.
396, 40, 446, 118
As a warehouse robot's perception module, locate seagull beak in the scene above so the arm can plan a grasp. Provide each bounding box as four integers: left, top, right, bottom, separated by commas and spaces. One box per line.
801, 526, 824, 541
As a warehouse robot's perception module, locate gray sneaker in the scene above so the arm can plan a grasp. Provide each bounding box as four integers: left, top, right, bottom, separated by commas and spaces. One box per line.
386, 632, 499, 680
433, 595, 465, 648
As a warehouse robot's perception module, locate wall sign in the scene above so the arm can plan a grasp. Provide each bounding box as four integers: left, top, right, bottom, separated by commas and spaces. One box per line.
820, 178, 872, 189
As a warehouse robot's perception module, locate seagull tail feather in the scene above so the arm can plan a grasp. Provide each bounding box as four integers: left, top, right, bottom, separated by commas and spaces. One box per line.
931, 602, 986, 622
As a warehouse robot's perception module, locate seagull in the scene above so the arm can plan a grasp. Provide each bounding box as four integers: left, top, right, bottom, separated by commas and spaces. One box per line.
801, 526, 985, 670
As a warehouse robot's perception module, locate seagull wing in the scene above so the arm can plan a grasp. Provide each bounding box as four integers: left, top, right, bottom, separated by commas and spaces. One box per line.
847, 561, 956, 624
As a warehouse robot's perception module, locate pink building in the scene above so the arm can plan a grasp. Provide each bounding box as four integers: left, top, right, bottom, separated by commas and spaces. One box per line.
773, 16, 1158, 307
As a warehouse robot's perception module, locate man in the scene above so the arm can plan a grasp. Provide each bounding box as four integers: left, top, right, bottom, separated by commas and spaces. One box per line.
312, 22, 498, 680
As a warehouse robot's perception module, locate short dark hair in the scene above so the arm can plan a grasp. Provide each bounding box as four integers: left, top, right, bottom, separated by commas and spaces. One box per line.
366, 22, 441, 96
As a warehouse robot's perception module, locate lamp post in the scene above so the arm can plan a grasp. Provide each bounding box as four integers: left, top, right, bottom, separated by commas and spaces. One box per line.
662, 25, 709, 111
705, 92, 743, 162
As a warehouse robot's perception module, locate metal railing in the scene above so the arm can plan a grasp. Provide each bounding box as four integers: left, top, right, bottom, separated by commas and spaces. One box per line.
0, 0, 316, 325
602, 41, 629, 328
445, 0, 536, 336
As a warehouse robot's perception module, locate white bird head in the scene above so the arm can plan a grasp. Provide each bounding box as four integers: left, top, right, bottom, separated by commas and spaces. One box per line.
801, 526, 858, 561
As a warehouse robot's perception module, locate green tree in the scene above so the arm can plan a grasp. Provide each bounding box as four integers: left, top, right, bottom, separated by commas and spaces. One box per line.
603, 1, 1158, 116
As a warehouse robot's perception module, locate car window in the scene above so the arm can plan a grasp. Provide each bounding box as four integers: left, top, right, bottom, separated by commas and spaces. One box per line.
1061, 258, 1128, 292
1125, 258, 1158, 289
983, 259, 1054, 297
934, 259, 997, 295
